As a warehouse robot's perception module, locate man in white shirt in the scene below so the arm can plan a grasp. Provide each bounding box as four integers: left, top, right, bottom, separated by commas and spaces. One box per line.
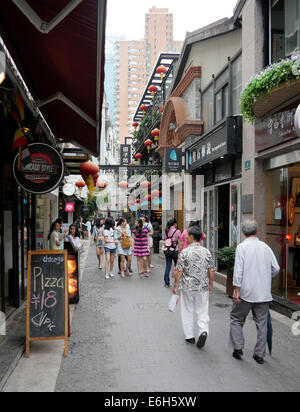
230, 220, 280, 365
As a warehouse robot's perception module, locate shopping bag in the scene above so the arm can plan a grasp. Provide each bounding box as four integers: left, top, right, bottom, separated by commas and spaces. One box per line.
168, 294, 179, 313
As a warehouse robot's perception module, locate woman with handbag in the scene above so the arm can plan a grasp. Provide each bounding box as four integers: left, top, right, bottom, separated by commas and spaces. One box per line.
163, 218, 182, 288
116, 218, 133, 278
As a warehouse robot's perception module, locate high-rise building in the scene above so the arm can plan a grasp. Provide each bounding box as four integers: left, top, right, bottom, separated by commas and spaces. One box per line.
114, 8, 183, 144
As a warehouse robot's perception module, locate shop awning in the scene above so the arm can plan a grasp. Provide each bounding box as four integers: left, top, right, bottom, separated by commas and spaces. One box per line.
0, 0, 107, 156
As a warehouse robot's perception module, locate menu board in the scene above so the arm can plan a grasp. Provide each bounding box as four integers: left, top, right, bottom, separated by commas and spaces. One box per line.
26, 251, 68, 357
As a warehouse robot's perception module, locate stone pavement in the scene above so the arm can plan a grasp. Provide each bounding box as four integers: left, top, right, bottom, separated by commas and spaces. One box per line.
53, 247, 300, 393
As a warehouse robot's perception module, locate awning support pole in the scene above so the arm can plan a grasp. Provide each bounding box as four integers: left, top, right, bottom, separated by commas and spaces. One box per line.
12, 0, 83, 34
37, 92, 97, 128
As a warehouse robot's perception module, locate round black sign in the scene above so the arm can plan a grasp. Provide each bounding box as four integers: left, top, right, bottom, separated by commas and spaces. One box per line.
13, 143, 65, 194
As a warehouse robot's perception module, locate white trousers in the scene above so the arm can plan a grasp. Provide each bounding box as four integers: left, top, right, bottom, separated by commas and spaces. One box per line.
180, 290, 210, 340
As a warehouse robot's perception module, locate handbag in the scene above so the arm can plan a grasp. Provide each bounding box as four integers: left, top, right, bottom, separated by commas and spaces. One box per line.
121, 229, 131, 250
163, 229, 178, 257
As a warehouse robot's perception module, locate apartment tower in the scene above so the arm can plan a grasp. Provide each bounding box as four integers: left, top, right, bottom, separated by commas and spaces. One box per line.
114, 7, 183, 144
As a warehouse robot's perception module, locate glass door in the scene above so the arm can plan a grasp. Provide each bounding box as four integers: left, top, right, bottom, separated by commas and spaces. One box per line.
202, 187, 218, 264
230, 181, 242, 247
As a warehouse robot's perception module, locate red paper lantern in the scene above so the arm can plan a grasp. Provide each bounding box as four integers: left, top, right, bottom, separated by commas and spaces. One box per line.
156, 65, 167, 81
118, 181, 129, 190
80, 161, 99, 178
80, 162, 99, 200
141, 181, 151, 189
75, 181, 86, 196
135, 153, 143, 164
140, 105, 148, 115
151, 128, 160, 146
144, 139, 153, 153
136, 199, 141, 204
97, 181, 107, 191
148, 85, 158, 100
132, 122, 139, 130
151, 190, 162, 198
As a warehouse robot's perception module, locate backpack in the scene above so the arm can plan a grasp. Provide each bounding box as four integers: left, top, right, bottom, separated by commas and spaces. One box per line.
163, 229, 178, 257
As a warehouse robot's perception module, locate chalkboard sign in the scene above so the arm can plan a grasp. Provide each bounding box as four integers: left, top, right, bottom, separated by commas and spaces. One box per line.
26, 251, 68, 358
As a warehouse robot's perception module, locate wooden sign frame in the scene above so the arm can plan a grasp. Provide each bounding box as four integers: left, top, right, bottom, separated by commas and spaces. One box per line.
26, 250, 69, 358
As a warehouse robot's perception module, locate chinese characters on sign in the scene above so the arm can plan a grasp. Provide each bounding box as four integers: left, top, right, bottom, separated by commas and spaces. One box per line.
256, 104, 298, 152
120, 144, 132, 167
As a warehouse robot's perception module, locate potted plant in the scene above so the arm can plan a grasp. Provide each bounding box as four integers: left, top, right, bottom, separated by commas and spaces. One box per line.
216, 246, 236, 298
241, 56, 300, 122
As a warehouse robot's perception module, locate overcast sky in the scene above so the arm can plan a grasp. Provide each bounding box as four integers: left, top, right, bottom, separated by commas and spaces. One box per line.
106, 0, 238, 41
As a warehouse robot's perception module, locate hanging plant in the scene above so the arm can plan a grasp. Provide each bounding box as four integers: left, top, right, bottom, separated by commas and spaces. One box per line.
241, 57, 300, 123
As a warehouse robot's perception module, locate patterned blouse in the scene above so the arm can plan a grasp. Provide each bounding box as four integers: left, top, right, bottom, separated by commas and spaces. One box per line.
176, 243, 214, 293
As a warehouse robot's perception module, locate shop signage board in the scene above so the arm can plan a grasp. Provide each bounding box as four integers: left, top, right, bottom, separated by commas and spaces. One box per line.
13, 143, 65, 194
165, 148, 183, 173
120, 144, 132, 166
63, 183, 76, 197
26, 250, 69, 358
256, 103, 298, 152
187, 119, 241, 170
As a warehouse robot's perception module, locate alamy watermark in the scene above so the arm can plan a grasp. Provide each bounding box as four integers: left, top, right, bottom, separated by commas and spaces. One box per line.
292, 311, 300, 337
96, 173, 205, 220
0, 311, 6, 336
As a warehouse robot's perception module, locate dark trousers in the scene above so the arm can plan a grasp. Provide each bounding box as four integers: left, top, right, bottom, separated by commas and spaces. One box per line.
230, 300, 270, 358
164, 251, 178, 286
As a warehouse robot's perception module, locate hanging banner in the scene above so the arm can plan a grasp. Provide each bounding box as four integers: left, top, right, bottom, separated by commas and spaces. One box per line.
13, 143, 65, 194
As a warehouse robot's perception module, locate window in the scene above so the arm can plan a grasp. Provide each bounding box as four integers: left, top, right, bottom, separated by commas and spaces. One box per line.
215, 85, 229, 123
285, 0, 300, 55
202, 85, 214, 133
232, 54, 242, 114
270, 0, 300, 63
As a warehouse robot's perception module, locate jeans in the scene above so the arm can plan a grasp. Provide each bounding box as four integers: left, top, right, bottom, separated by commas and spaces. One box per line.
164, 251, 178, 286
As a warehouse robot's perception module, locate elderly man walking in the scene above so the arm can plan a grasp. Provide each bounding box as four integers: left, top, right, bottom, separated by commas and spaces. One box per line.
230, 220, 280, 365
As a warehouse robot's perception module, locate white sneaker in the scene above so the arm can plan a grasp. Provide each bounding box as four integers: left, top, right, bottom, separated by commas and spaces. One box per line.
150, 265, 155, 268
105, 274, 110, 280
110, 273, 115, 278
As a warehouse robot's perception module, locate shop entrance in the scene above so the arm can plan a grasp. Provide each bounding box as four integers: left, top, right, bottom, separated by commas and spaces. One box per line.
266, 165, 300, 305
203, 181, 241, 268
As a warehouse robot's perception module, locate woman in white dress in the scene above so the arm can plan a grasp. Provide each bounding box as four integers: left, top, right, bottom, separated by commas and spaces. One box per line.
115, 218, 132, 278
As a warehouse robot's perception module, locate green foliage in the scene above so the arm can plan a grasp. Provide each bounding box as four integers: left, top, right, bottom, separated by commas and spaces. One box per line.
134, 111, 162, 143
215, 246, 236, 271
241, 58, 300, 123
82, 195, 98, 220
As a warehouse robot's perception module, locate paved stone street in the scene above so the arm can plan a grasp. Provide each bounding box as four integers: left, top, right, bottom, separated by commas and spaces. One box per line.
4, 246, 300, 392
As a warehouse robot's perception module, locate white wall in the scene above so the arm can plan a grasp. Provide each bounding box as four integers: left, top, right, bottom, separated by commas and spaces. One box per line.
183, 29, 242, 90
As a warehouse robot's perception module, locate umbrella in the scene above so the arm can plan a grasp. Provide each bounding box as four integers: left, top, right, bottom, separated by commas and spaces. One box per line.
267, 311, 273, 355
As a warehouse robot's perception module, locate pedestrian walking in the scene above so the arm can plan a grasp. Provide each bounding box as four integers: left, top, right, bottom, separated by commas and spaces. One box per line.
132, 219, 150, 277
179, 221, 206, 253
230, 220, 280, 365
141, 215, 154, 271
115, 218, 133, 278
103, 217, 118, 280
173, 225, 215, 349
163, 218, 182, 288
91, 218, 105, 270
